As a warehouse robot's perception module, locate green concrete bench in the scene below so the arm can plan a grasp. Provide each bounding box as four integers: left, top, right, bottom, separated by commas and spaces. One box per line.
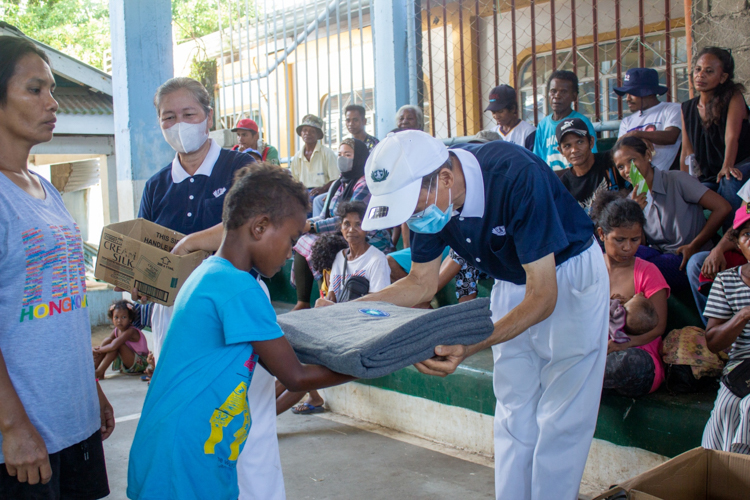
267, 257, 715, 458
357, 349, 717, 458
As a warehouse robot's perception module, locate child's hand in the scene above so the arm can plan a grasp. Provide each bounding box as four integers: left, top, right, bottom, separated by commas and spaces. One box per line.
630, 190, 648, 210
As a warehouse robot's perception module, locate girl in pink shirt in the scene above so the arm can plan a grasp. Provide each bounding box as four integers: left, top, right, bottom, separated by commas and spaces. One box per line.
93, 300, 150, 379
592, 192, 671, 396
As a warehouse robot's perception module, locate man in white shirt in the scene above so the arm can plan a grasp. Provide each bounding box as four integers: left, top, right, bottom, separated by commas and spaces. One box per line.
616, 68, 682, 171
485, 85, 536, 151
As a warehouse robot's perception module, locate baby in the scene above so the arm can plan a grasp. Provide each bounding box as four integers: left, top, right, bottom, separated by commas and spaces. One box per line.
609, 293, 659, 344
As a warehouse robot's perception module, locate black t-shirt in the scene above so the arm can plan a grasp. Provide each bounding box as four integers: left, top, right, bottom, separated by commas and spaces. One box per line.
557, 152, 626, 212
682, 96, 750, 182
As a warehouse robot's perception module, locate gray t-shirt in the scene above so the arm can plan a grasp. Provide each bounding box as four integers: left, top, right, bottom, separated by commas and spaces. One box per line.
0, 173, 99, 463
643, 168, 711, 254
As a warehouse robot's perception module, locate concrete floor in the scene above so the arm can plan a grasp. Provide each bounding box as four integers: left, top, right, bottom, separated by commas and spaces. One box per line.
98, 374, 495, 500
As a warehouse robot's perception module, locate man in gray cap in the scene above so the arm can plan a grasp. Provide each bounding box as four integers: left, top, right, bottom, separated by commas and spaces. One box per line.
289, 114, 338, 204
337, 129, 609, 500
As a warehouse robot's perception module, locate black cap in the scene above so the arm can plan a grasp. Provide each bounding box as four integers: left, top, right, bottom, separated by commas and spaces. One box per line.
555, 117, 590, 143
485, 85, 517, 112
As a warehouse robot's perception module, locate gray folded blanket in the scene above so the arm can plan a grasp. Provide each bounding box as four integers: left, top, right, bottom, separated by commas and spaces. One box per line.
277, 298, 494, 378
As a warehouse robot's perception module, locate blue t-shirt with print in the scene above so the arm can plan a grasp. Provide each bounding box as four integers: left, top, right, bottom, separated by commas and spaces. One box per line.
533, 110, 598, 170
127, 256, 283, 500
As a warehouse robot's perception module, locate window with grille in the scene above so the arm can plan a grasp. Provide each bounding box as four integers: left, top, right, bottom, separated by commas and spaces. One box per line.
518, 30, 688, 126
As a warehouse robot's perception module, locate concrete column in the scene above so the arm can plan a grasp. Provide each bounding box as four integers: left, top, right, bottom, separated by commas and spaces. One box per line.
98, 153, 119, 224
372, 0, 411, 137
109, 0, 174, 220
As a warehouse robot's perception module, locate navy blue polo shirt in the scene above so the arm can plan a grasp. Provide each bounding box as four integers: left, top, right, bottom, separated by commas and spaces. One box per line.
138, 141, 255, 235
410, 141, 594, 285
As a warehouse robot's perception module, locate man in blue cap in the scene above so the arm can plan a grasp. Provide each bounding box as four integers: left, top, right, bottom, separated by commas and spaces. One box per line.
351, 130, 609, 500
615, 68, 682, 171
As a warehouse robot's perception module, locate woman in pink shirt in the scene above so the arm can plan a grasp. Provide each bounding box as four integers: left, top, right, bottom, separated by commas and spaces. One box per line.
592, 192, 671, 396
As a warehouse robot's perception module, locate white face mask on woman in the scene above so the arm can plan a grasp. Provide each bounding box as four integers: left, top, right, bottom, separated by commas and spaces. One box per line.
337, 155, 354, 174
161, 118, 209, 154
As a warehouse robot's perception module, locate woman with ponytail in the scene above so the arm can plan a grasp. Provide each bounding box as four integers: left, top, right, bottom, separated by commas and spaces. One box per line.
681, 47, 750, 212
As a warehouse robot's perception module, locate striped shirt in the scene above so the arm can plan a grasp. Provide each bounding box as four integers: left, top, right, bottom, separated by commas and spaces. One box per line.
704, 267, 750, 373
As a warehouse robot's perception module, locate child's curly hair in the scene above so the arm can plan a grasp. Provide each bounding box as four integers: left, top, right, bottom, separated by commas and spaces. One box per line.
108, 299, 136, 322
224, 163, 309, 229
310, 233, 349, 274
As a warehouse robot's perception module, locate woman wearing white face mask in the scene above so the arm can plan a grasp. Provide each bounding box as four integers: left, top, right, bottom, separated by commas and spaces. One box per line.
134, 77, 255, 361
290, 138, 393, 310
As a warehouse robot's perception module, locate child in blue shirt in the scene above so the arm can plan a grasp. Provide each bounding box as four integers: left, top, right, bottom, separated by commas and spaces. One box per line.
533, 70, 598, 170
127, 164, 353, 500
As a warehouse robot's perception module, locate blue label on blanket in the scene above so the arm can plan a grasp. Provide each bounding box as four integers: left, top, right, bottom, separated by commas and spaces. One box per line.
358, 308, 390, 318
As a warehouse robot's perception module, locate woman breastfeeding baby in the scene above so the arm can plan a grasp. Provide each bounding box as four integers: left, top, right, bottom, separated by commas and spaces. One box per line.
591, 192, 670, 397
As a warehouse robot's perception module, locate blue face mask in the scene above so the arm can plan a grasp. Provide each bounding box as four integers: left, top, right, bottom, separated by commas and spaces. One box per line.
407, 183, 453, 234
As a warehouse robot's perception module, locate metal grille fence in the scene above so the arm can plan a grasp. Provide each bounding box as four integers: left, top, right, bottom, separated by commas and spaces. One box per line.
200, 0, 691, 154
200, 0, 375, 163
416, 0, 689, 138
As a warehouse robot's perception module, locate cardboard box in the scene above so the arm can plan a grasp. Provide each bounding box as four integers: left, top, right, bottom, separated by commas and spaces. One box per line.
594, 447, 750, 500
94, 219, 209, 306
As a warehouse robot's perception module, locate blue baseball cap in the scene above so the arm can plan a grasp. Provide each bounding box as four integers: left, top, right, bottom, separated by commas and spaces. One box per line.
613, 68, 668, 97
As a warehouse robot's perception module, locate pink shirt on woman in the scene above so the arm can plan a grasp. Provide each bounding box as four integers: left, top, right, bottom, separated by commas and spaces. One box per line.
113, 327, 149, 356
633, 257, 671, 393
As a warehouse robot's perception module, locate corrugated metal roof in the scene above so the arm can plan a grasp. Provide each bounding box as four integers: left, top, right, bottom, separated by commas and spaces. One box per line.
51, 159, 100, 193
54, 87, 113, 116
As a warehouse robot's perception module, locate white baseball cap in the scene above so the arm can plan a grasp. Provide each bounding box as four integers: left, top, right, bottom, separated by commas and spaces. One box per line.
362, 130, 450, 231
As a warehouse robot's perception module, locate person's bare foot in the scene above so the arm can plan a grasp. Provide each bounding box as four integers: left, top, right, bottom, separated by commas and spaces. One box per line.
291, 394, 326, 414
302, 395, 324, 407
291, 302, 311, 311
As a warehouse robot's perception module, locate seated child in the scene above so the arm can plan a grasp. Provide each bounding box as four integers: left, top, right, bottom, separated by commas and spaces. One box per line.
127, 164, 353, 500
309, 232, 349, 299
609, 293, 659, 344
93, 300, 149, 379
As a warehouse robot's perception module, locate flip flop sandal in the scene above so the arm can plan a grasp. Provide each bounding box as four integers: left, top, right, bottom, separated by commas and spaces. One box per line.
291, 402, 325, 415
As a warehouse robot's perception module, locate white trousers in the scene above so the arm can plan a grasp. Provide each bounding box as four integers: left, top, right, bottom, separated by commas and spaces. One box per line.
491, 244, 608, 500
237, 364, 286, 500
150, 303, 173, 363
237, 278, 286, 499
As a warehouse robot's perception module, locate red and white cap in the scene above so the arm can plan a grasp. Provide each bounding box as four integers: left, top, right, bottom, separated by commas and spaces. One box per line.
231, 118, 259, 133
362, 130, 449, 231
